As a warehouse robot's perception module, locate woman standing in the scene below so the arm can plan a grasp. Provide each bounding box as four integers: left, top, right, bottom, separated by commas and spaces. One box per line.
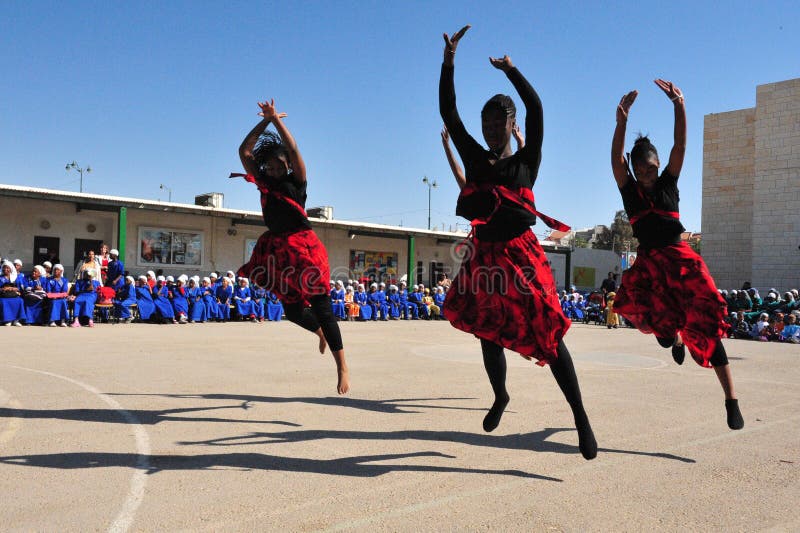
234, 98, 349, 394
439, 25, 596, 459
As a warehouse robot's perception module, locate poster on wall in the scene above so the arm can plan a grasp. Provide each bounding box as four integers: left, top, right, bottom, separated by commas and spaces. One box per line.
139, 227, 203, 266
573, 266, 596, 288
349, 250, 398, 283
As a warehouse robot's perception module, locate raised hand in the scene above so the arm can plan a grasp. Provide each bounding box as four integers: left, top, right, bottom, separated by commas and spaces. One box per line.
489, 55, 514, 72
257, 99, 288, 120
441, 125, 450, 144
443, 24, 471, 63
654, 79, 683, 103
512, 123, 525, 149
616, 90, 638, 123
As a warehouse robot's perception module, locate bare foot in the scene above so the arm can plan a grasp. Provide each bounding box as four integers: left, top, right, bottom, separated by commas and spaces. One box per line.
337, 367, 350, 394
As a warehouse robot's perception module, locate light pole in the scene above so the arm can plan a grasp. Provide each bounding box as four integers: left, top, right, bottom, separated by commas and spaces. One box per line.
422, 176, 437, 230
160, 184, 172, 202
65, 161, 91, 193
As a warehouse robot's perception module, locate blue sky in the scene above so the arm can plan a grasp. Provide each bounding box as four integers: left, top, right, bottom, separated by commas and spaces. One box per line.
1, 1, 797, 236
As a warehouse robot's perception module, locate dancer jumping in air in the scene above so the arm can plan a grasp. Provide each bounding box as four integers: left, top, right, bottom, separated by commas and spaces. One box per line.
611, 81, 743, 429
439, 25, 597, 460
233, 99, 349, 394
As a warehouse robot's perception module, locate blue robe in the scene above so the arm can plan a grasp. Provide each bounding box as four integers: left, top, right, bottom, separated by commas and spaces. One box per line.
0, 275, 26, 324
265, 291, 283, 321
47, 277, 70, 322
216, 284, 233, 320
202, 285, 220, 320
233, 286, 255, 318
355, 290, 372, 320
398, 288, 416, 319
106, 259, 125, 290
171, 285, 189, 318
135, 286, 157, 320
387, 292, 402, 318
152, 284, 175, 319
330, 288, 346, 319
114, 282, 137, 319
73, 279, 99, 318
252, 287, 266, 319
434, 292, 446, 308
368, 290, 389, 321
408, 291, 429, 318
23, 277, 48, 324
187, 286, 207, 322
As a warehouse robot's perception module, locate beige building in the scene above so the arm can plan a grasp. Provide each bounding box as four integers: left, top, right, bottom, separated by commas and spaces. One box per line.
0, 184, 623, 291
702, 77, 800, 290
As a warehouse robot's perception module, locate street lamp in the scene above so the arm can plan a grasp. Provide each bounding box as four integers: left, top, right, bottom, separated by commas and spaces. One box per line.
65, 161, 91, 193
422, 176, 437, 230
160, 184, 172, 202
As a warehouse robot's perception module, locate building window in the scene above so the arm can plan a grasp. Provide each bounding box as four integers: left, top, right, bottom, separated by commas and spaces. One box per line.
138, 227, 203, 266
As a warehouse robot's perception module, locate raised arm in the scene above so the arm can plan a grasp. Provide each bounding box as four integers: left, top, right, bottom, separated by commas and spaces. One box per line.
441, 126, 466, 190
238, 104, 289, 178
489, 55, 542, 159
259, 99, 306, 183
655, 79, 686, 177
611, 90, 638, 188
439, 25, 483, 162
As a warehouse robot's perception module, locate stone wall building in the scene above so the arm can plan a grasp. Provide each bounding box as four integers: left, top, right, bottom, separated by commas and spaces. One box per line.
702, 78, 800, 290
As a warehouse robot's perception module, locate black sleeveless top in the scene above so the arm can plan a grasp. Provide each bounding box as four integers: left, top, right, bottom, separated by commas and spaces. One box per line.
619, 169, 685, 248
259, 174, 311, 234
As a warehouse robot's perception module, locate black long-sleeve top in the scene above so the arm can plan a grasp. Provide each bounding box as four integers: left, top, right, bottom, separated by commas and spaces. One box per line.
439, 63, 544, 241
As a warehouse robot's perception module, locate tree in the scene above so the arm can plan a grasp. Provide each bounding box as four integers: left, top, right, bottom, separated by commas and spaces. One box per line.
592, 227, 614, 250
609, 210, 638, 251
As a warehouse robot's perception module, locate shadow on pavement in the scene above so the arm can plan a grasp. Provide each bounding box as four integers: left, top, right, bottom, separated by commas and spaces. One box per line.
0, 450, 561, 481
177, 427, 695, 463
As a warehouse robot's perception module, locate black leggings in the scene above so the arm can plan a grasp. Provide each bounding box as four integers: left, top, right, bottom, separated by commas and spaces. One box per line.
656, 336, 729, 366
283, 294, 344, 352
480, 338, 586, 410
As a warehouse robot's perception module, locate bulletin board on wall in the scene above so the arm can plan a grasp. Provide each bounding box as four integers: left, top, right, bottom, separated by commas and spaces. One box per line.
572, 266, 596, 288
139, 227, 203, 266
349, 250, 398, 283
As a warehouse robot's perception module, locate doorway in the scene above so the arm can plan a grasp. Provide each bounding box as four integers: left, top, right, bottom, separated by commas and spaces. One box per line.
74, 239, 103, 270
33, 236, 60, 266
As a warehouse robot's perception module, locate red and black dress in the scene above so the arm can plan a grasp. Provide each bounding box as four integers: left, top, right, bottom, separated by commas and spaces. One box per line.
439, 64, 570, 365
613, 169, 727, 366
235, 173, 330, 305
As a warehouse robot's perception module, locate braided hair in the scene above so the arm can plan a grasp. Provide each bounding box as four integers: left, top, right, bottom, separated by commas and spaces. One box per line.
481, 94, 516, 119
252, 131, 290, 177
630, 134, 659, 167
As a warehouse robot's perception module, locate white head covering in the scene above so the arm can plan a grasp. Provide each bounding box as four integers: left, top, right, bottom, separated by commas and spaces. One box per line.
166, 275, 175, 282
370, 283, 378, 289
53, 264, 64, 273
125, 275, 135, 283
33, 265, 46, 276
147, 270, 156, 278
209, 272, 218, 278
203, 277, 211, 284
1, 260, 15, 282
13, 259, 22, 266
138, 275, 147, 281
335, 280, 343, 288
379, 282, 386, 288
43, 261, 52, 268
191, 275, 200, 283
226, 270, 235, 277
157, 275, 166, 282
178, 274, 188, 283
110, 249, 119, 257
346, 286, 353, 293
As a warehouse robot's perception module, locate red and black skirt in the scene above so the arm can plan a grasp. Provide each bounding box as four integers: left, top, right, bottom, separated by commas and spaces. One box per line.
614, 242, 727, 367
443, 229, 570, 365
237, 228, 330, 305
